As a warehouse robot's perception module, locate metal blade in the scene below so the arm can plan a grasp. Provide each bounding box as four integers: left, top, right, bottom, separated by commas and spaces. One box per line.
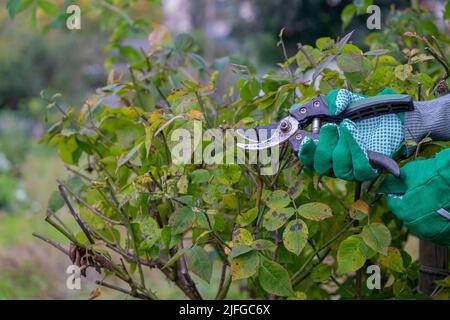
236, 123, 279, 143
237, 117, 299, 150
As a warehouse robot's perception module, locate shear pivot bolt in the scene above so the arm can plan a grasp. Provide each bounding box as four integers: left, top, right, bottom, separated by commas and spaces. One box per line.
300, 108, 307, 114
313, 101, 320, 107
280, 121, 291, 132
295, 133, 303, 140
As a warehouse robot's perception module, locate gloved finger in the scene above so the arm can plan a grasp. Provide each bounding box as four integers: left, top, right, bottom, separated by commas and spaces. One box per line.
385, 194, 408, 222
379, 174, 408, 194
332, 123, 355, 181
376, 87, 397, 95
298, 136, 316, 170
325, 89, 366, 116
314, 124, 339, 177
340, 119, 378, 182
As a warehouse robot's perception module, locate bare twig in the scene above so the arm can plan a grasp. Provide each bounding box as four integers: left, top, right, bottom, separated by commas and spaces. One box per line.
58, 183, 95, 245
96, 280, 151, 300
59, 181, 122, 226
32, 233, 70, 256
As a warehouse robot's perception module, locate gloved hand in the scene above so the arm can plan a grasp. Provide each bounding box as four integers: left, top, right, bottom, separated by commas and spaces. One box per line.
379, 148, 450, 245
298, 88, 405, 181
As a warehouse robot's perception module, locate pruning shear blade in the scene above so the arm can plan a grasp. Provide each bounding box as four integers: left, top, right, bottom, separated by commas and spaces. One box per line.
236, 117, 299, 150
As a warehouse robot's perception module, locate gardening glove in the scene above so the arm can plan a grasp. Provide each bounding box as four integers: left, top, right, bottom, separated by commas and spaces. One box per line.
298, 88, 404, 182
379, 148, 450, 245
298, 90, 450, 182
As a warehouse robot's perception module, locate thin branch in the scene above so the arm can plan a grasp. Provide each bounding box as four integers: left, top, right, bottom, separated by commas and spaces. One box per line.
58, 183, 95, 245
215, 264, 232, 300
59, 181, 123, 226
32, 233, 70, 256
104, 179, 154, 297
64, 165, 93, 182
291, 219, 354, 284
319, 178, 350, 210
96, 280, 152, 300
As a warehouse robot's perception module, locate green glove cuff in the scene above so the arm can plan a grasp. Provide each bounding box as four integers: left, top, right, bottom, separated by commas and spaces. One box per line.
380, 148, 450, 245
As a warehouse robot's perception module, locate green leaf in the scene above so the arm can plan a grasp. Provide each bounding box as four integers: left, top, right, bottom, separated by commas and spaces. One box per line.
297, 202, 332, 221
223, 194, 238, 209
286, 177, 305, 200
7, 0, 22, 19
262, 207, 295, 231
185, 246, 212, 283
190, 169, 210, 184
229, 245, 254, 259
296, 45, 321, 71
170, 207, 195, 234
163, 249, 186, 269
176, 195, 194, 207
341, 4, 356, 29
38, 0, 59, 17
316, 37, 335, 50
311, 264, 332, 282
394, 64, 413, 81
380, 247, 404, 273
57, 137, 79, 165
258, 259, 294, 296
337, 52, 364, 73
264, 190, 291, 209
232, 228, 253, 245
176, 175, 189, 194
139, 216, 161, 249
364, 49, 390, 56
251, 240, 277, 252
361, 223, 391, 255
236, 208, 258, 226
337, 235, 367, 275
47, 191, 64, 212
282, 219, 309, 255
287, 291, 307, 300
117, 142, 143, 168
231, 250, 260, 280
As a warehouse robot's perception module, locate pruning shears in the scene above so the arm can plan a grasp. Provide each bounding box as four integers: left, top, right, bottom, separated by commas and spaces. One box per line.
236, 93, 414, 177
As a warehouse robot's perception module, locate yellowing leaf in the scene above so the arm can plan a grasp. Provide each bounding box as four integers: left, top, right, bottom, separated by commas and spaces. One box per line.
394, 64, 413, 81
337, 235, 367, 275
223, 194, 238, 209
186, 109, 204, 120
380, 247, 403, 273
147, 112, 163, 123
232, 228, 253, 245
264, 190, 291, 209
148, 23, 171, 52
177, 175, 189, 194
263, 207, 295, 231
297, 202, 332, 221
350, 200, 369, 219
236, 208, 258, 227
283, 219, 309, 255
361, 223, 391, 255
231, 250, 260, 280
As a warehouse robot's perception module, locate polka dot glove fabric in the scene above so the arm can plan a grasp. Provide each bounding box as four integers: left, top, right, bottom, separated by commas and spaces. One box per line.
298, 88, 404, 182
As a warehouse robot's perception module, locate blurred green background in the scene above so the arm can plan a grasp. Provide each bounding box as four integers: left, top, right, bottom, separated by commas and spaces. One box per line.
0, 0, 446, 299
